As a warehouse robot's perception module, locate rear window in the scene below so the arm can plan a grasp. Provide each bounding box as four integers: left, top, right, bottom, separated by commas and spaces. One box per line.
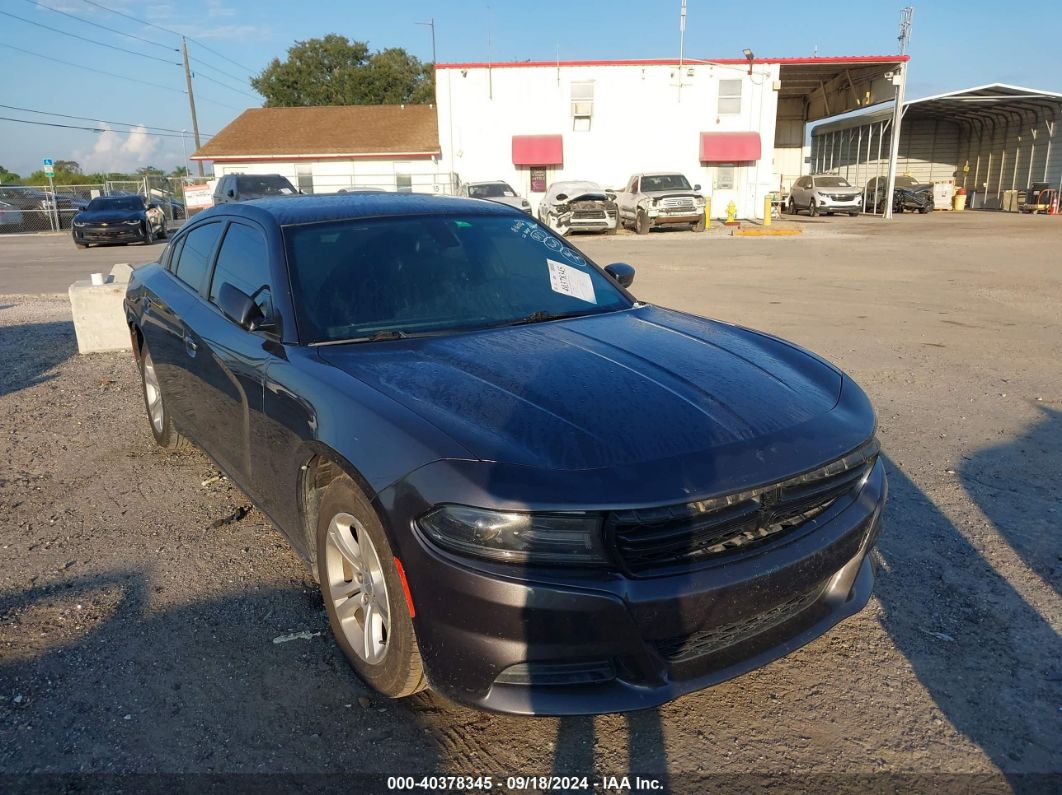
237, 175, 296, 196
468, 183, 516, 198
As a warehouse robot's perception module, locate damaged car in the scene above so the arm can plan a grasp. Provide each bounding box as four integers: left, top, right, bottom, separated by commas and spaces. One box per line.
615, 173, 706, 234
537, 181, 618, 235
459, 181, 532, 213
864, 175, 934, 214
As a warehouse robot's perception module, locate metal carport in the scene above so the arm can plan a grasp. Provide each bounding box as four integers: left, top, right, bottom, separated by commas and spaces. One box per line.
810, 84, 1062, 211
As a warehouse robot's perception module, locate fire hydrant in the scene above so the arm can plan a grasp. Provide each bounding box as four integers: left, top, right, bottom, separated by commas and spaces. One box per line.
725, 200, 738, 225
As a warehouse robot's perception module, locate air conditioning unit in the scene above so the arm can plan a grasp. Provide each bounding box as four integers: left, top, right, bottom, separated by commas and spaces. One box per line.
571, 101, 593, 117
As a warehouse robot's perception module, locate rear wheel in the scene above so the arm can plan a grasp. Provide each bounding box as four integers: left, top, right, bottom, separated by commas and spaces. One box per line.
635, 210, 650, 235
849, 211, 859, 217
317, 477, 426, 699
138, 343, 186, 450
143, 221, 155, 245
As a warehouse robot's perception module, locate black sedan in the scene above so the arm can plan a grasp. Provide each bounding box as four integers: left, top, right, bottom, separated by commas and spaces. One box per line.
864, 175, 934, 214
72, 195, 167, 248
124, 194, 886, 715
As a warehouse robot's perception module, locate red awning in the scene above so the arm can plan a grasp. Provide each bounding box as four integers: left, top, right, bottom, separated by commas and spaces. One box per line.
699, 132, 762, 162
512, 135, 563, 166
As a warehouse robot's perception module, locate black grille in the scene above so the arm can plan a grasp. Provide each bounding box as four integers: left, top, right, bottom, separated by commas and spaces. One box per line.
572, 209, 606, 220
609, 440, 878, 573
655, 581, 825, 662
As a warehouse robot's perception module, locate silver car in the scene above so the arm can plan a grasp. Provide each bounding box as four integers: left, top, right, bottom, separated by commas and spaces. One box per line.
458, 181, 531, 213
788, 175, 862, 217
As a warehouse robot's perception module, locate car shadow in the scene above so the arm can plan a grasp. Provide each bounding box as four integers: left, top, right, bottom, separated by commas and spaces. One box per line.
0, 319, 75, 398
958, 404, 1061, 601
0, 569, 443, 779
875, 453, 1061, 778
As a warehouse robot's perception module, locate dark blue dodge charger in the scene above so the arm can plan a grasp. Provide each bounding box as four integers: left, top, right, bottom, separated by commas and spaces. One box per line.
124, 193, 886, 715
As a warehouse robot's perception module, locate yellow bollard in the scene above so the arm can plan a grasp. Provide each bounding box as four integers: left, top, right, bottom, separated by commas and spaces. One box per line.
704, 196, 711, 230
764, 195, 773, 226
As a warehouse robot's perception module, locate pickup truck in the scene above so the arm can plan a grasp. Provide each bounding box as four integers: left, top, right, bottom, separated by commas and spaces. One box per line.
615, 173, 706, 234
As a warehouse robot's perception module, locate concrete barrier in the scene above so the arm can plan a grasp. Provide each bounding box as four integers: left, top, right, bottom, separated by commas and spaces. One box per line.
68, 264, 134, 354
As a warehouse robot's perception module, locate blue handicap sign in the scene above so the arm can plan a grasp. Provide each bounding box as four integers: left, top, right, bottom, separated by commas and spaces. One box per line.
43, 158, 53, 166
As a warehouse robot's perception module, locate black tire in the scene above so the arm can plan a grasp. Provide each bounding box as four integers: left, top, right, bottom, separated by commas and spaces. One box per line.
143, 221, 155, 245
635, 210, 650, 235
787, 198, 797, 215
138, 341, 187, 451
158, 221, 168, 239
849, 212, 859, 217
692, 214, 706, 232
808, 200, 818, 217
74, 239, 87, 249
317, 477, 426, 699
919, 205, 930, 214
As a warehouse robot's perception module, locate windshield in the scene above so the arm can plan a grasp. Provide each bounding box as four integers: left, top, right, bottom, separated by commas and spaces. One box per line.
468, 183, 516, 198
640, 175, 692, 192
285, 215, 632, 344
814, 176, 852, 188
895, 176, 920, 188
238, 175, 296, 196
87, 197, 143, 212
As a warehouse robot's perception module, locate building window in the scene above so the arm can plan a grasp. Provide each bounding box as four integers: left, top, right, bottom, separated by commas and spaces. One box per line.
296, 166, 314, 194
718, 79, 742, 115
571, 81, 594, 130
396, 173, 412, 193
714, 165, 735, 190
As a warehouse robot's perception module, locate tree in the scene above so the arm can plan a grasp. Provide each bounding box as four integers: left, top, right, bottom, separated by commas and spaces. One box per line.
170, 165, 190, 177
24, 167, 84, 185
251, 35, 434, 107
54, 160, 81, 174
137, 166, 164, 176
0, 166, 21, 184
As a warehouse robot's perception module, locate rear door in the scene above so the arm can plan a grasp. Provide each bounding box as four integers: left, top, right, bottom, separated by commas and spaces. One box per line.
182, 220, 276, 495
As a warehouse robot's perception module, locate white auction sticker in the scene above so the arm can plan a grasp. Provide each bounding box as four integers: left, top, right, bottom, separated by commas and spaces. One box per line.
546, 259, 596, 304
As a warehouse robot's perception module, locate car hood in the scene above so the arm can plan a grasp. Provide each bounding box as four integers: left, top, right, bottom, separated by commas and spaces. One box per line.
483, 196, 528, 209
75, 209, 143, 223
643, 190, 701, 200
318, 305, 847, 472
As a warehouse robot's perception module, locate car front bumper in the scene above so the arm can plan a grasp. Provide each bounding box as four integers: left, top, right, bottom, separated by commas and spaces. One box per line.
73, 224, 145, 243
816, 196, 863, 211
389, 458, 887, 715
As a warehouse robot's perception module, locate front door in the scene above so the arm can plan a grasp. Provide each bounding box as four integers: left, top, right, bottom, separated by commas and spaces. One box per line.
711, 164, 739, 219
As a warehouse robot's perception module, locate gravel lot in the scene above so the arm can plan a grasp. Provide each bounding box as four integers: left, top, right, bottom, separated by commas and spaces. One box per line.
1, 212, 1060, 792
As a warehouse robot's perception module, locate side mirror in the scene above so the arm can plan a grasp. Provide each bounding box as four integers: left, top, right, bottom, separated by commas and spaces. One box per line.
227, 189, 236, 198
604, 262, 636, 288
217, 282, 270, 331
693, 184, 702, 192
555, 193, 568, 202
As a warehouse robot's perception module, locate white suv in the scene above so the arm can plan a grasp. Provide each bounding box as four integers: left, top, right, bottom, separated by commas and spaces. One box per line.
788, 175, 862, 217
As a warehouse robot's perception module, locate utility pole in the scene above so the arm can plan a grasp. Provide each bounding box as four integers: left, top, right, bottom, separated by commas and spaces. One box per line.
416, 18, 436, 65
677, 0, 687, 101
181, 36, 204, 177
884, 6, 913, 220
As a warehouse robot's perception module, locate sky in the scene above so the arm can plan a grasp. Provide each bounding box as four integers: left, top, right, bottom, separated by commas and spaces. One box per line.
2, 0, 1061, 179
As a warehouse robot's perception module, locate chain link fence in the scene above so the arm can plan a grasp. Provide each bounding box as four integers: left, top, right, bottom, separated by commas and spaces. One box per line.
0, 177, 192, 235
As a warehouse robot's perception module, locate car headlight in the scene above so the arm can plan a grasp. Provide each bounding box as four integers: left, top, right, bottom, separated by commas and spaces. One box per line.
73, 221, 86, 228
418, 504, 607, 565
123, 219, 142, 226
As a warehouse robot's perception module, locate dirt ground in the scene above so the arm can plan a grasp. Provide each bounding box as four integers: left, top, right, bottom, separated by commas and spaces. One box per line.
1, 211, 1060, 793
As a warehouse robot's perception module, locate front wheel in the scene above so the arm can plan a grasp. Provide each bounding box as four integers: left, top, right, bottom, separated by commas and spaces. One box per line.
808, 200, 818, 217
635, 210, 650, 235
692, 215, 706, 232
787, 198, 797, 215
317, 477, 426, 699
138, 343, 186, 450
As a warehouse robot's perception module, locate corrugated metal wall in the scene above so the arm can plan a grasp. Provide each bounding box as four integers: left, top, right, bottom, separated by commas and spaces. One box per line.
812, 108, 1062, 209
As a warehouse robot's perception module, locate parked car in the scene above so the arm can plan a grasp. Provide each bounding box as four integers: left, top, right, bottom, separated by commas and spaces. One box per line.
615, 173, 706, 234
787, 175, 862, 217
71, 195, 166, 248
125, 194, 886, 714
863, 175, 934, 214
458, 181, 531, 213
536, 181, 618, 235
212, 173, 298, 204
0, 201, 24, 230
0, 186, 83, 229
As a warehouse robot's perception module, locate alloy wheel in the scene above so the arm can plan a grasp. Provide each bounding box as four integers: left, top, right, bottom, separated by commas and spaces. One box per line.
324, 512, 391, 665
141, 352, 164, 433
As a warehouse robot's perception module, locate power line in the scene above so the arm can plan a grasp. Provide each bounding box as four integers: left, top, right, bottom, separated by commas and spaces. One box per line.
0, 9, 182, 66
19, 0, 178, 52
77, 0, 257, 75
192, 57, 255, 86
0, 115, 207, 140
0, 104, 213, 137
0, 42, 185, 93
193, 71, 259, 100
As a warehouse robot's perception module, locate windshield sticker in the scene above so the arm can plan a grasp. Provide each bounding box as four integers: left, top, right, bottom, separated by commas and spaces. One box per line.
280, 188, 293, 194
547, 259, 596, 304
510, 219, 588, 268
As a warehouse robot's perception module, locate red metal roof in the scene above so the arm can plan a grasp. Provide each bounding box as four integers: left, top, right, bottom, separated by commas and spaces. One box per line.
699, 132, 762, 163
512, 135, 563, 166
437, 55, 908, 70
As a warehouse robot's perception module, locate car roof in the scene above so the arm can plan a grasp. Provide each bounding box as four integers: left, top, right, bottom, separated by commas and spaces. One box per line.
466, 180, 511, 185
192, 192, 521, 227
635, 172, 685, 178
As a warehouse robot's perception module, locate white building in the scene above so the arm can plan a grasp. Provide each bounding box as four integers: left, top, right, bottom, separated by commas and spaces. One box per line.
191, 105, 452, 194
435, 56, 906, 219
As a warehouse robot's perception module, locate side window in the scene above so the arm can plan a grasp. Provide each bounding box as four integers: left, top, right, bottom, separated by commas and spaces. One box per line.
209, 222, 272, 319
174, 223, 223, 292
714, 165, 735, 190
160, 235, 183, 271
